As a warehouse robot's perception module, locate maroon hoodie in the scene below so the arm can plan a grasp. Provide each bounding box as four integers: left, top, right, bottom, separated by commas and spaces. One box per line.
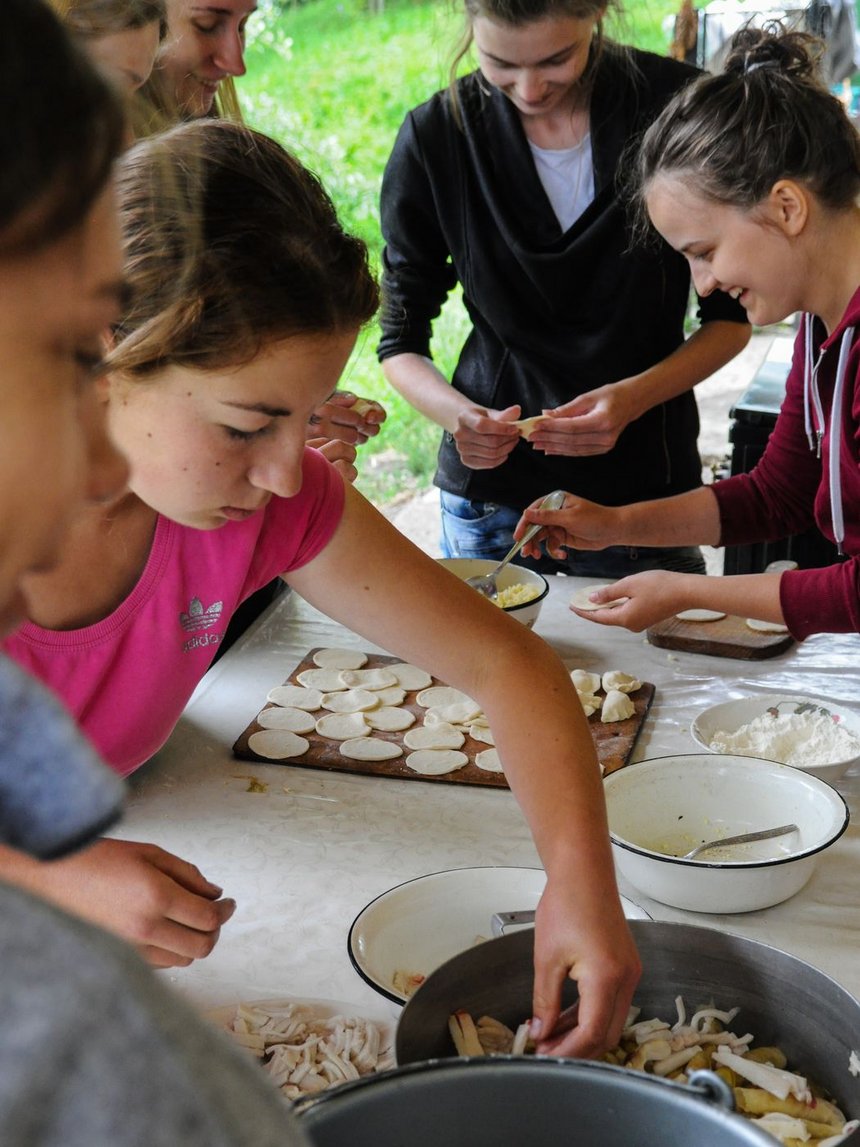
713, 286, 860, 639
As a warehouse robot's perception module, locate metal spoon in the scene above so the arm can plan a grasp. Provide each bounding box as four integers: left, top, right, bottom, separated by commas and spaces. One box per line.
681, 823, 798, 861
465, 489, 566, 600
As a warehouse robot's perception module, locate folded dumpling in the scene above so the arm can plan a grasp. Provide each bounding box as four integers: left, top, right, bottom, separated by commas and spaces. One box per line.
601, 670, 641, 694
601, 689, 635, 723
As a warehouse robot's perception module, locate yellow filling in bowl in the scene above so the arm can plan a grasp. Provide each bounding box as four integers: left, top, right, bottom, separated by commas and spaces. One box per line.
495, 583, 541, 609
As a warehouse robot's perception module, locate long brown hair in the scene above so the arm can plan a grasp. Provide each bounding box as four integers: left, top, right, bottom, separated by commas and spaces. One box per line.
2, 0, 126, 254
633, 25, 860, 227
108, 120, 379, 377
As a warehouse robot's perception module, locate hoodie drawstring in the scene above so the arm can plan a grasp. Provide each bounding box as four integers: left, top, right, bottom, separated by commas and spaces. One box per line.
803, 313, 853, 557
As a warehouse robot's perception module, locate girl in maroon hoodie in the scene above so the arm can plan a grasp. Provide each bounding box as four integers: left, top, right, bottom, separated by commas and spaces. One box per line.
516, 24, 860, 641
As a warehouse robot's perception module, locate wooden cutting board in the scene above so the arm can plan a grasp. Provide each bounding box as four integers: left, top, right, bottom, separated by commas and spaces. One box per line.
646, 614, 794, 660
232, 648, 655, 786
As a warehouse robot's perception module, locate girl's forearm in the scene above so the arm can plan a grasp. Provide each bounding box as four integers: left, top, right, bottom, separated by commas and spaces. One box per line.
381, 352, 473, 433
615, 485, 723, 547
614, 321, 751, 421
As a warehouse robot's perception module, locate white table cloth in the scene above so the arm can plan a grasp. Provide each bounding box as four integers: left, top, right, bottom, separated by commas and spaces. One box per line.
112, 576, 860, 1022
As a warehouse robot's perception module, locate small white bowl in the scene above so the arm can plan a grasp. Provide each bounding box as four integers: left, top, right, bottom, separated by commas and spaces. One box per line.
691, 694, 860, 783
437, 558, 549, 627
603, 754, 849, 913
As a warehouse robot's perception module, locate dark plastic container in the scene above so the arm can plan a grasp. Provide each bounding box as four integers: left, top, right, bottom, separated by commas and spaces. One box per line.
721, 339, 840, 574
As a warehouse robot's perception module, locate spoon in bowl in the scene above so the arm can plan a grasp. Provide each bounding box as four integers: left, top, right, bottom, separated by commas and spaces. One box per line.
465, 489, 566, 600
681, 823, 798, 861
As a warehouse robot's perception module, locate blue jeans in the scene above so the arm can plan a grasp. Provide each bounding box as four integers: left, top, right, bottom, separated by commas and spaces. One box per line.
439, 491, 706, 577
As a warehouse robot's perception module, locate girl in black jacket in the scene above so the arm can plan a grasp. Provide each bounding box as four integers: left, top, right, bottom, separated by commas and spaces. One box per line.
379, 0, 750, 577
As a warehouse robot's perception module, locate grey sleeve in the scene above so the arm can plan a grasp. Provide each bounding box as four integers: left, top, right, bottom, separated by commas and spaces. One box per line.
0, 655, 124, 858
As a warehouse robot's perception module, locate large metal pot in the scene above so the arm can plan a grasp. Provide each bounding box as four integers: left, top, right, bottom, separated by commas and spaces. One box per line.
395, 920, 860, 1125
297, 1057, 774, 1146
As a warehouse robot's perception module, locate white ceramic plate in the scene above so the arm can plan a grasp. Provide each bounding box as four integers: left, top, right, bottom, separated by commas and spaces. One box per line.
691, 693, 860, 783
348, 866, 650, 1003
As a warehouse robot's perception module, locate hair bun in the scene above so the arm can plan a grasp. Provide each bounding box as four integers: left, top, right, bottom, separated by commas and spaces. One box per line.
723, 24, 822, 81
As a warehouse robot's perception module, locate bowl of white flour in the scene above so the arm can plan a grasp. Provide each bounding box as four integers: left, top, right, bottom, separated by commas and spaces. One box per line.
691, 694, 860, 783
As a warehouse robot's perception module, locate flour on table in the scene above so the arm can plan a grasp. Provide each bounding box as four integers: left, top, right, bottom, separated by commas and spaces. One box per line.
709, 710, 860, 767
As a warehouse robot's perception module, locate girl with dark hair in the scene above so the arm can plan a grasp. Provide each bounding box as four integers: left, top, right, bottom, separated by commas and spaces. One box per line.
516, 25, 860, 640
4, 117, 640, 1055
378, 0, 750, 580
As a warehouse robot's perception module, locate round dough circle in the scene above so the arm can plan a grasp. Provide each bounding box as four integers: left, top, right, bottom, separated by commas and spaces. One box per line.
675, 608, 727, 622
365, 706, 416, 732
403, 724, 465, 750
248, 729, 309, 760
375, 686, 407, 706
569, 585, 628, 612
340, 737, 403, 762
256, 706, 316, 734
416, 686, 474, 709
321, 688, 379, 713
266, 684, 322, 711
297, 668, 347, 692
339, 668, 398, 690
315, 712, 369, 740
475, 748, 504, 773
405, 749, 469, 775
745, 617, 790, 634
312, 648, 368, 670
389, 663, 433, 691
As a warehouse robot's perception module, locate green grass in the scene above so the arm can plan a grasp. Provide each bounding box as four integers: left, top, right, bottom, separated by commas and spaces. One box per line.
241, 0, 679, 503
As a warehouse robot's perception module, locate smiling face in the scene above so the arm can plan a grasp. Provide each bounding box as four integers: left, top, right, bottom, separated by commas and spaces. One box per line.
158, 0, 256, 116
105, 330, 356, 529
472, 11, 600, 119
86, 20, 162, 92
0, 187, 129, 634
646, 174, 806, 328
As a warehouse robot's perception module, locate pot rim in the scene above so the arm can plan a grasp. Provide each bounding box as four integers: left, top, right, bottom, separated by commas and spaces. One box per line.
296, 1056, 755, 1130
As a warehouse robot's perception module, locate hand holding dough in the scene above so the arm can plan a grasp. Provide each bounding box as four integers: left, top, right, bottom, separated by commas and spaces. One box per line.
511, 415, 548, 441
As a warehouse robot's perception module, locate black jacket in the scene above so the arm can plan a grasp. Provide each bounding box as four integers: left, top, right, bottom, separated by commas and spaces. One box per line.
378, 46, 748, 510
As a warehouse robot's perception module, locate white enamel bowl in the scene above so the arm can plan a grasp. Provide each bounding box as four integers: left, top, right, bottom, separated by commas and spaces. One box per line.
436, 558, 549, 628
603, 754, 849, 913
347, 866, 650, 1003
691, 693, 860, 783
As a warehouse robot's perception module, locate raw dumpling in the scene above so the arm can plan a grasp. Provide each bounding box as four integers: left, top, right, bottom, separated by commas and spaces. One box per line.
578, 693, 601, 718
601, 670, 641, 694
570, 669, 601, 695
601, 689, 635, 724
511, 415, 546, 441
